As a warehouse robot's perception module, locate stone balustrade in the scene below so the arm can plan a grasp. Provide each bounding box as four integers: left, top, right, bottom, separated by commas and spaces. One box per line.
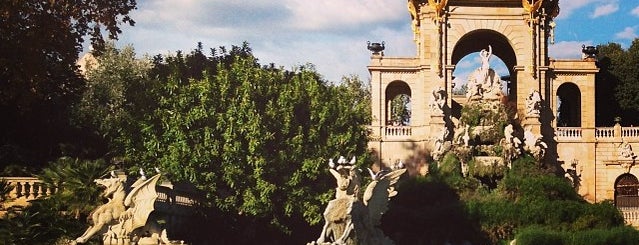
1, 177, 53, 208
555, 127, 583, 140
619, 207, 639, 228
622, 127, 639, 138
595, 127, 615, 138
384, 126, 412, 138
2, 177, 200, 217
553, 125, 639, 142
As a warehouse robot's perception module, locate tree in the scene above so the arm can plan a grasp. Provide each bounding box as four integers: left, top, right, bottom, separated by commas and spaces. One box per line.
0, 0, 137, 166
390, 94, 411, 125
108, 47, 370, 241
596, 39, 639, 125
75, 42, 155, 157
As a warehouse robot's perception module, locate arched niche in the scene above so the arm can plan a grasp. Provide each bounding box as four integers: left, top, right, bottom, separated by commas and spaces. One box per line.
451, 29, 517, 101
615, 173, 639, 207
385, 81, 412, 126
556, 82, 581, 127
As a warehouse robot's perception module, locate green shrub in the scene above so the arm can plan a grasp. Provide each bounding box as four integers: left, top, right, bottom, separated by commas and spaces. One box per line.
515, 226, 563, 245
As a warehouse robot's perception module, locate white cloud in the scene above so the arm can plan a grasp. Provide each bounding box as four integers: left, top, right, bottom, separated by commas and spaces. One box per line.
632, 5, 639, 17
283, 0, 406, 31
548, 41, 592, 59
590, 3, 619, 18
615, 26, 638, 40
556, 0, 596, 19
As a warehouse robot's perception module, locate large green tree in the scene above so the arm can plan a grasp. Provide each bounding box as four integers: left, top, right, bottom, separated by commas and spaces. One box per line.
596, 39, 639, 125
132, 55, 371, 231
0, 0, 137, 166
77, 43, 372, 242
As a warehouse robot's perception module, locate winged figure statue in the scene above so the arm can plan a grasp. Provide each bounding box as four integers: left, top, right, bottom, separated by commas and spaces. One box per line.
309, 156, 406, 245
76, 171, 178, 245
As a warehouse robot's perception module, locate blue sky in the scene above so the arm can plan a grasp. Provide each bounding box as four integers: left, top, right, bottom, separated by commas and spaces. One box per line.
112, 0, 639, 83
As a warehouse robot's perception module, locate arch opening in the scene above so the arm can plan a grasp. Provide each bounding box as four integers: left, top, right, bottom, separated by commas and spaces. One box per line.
615, 173, 639, 207
385, 81, 412, 126
450, 29, 517, 117
556, 83, 581, 127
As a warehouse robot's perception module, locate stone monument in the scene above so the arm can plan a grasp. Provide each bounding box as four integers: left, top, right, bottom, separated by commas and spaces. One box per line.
75, 171, 185, 245
309, 156, 406, 245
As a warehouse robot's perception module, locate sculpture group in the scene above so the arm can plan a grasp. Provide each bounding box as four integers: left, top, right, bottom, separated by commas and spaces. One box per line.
75, 171, 183, 245
430, 45, 548, 168
309, 156, 406, 245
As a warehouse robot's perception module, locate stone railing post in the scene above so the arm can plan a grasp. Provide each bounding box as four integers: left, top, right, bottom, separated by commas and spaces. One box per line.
614, 123, 622, 141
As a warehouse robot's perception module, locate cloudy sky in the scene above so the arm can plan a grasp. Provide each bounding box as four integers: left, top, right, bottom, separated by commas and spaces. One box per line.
112, 0, 639, 83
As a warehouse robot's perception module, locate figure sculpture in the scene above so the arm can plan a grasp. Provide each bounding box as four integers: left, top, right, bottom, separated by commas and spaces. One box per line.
466, 45, 503, 102
75, 172, 127, 244
429, 87, 447, 115
525, 90, 542, 116
523, 127, 548, 161
619, 141, 637, 159
502, 124, 522, 163
310, 156, 406, 245
76, 171, 181, 245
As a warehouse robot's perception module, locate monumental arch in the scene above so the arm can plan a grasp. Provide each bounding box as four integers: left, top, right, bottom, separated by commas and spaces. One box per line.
368, 0, 639, 225
368, 0, 560, 169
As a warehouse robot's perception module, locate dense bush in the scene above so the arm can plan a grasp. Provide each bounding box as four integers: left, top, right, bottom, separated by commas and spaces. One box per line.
400, 152, 637, 245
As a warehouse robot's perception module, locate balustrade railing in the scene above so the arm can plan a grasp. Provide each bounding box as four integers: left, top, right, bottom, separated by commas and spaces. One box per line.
619, 207, 639, 227
555, 127, 582, 140
2, 177, 199, 215
385, 126, 412, 137
2, 177, 53, 202
622, 127, 639, 138
595, 127, 615, 138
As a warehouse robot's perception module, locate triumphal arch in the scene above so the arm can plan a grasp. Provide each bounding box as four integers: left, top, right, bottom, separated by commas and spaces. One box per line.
367, 0, 639, 224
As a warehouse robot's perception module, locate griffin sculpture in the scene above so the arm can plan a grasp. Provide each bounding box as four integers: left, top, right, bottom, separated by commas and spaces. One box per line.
309, 156, 406, 245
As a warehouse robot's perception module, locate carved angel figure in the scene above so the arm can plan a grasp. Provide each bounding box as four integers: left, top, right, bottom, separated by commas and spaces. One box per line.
310, 156, 406, 245
76, 172, 176, 245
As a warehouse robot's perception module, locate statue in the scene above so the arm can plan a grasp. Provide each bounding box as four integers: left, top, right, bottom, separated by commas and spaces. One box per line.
429, 87, 447, 115
525, 90, 542, 116
466, 45, 503, 102
523, 126, 547, 161
75, 171, 127, 244
432, 127, 450, 160
76, 171, 182, 245
478, 45, 492, 83
618, 141, 637, 159
503, 124, 522, 162
310, 156, 406, 245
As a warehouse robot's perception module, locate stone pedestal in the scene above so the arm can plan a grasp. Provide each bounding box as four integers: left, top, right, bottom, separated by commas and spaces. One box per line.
429, 114, 446, 135
523, 115, 541, 135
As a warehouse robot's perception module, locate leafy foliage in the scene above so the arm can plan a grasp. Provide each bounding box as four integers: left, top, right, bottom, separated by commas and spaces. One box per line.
0, 198, 88, 245
76, 43, 372, 240
389, 153, 636, 244
37, 157, 112, 219
75, 42, 155, 157
0, 0, 137, 167
596, 39, 639, 125
390, 94, 411, 125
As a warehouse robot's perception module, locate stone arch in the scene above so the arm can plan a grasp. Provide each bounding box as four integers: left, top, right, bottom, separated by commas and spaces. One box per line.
385, 80, 412, 126
615, 173, 639, 207
556, 82, 581, 127
451, 29, 517, 102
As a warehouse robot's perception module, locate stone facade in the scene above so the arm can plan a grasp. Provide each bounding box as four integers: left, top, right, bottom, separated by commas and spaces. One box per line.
368, 0, 639, 227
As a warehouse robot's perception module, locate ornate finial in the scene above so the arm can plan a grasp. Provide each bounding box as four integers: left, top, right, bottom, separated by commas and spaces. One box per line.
582, 45, 598, 60
367, 41, 385, 55
428, 0, 449, 23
